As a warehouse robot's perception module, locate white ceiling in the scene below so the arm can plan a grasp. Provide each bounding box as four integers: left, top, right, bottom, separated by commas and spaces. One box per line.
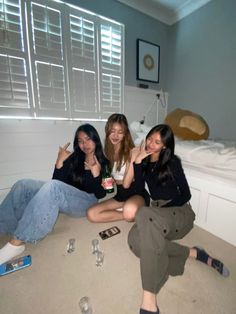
116, 0, 212, 25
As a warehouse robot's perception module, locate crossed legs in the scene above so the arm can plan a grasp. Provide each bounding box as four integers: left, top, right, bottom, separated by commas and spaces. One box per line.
87, 194, 145, 223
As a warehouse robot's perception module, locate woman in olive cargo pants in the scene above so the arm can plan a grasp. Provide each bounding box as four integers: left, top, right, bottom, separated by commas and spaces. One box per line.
128, 124, 229, 314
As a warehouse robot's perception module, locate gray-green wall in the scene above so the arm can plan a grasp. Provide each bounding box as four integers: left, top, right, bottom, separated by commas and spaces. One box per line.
167, 0, 236, 140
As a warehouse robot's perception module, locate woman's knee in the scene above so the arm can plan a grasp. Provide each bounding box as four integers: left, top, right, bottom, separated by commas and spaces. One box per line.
86, 206, 98, 222
86, 207, 94, 222
10, 179, 38, 199
45, 179, 60, 188
42, 180, 63, 194
13, 179, 45, 196
123, 204, 137, 221
13, 179, 32, 190
123, 196, 145, 222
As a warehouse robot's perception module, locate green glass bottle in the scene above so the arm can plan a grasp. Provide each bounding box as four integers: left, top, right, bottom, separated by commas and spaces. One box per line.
102, 164, 114, 193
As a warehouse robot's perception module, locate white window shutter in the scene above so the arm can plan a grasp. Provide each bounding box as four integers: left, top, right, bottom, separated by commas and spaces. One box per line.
27, 0, 69, 118
0, 55, 29, 108
0, 0, 124, 120
0, 0, 33, 116
66, 7, 99, 119
71, 68, 97, 114
0, 0, 24, 51
99, 21, 124, 118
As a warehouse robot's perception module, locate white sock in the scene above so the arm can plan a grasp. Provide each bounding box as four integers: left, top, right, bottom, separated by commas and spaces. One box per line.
0, 242, 25, 265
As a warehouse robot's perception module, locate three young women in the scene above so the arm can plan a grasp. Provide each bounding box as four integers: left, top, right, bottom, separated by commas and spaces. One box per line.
0, 124, 107, 265
127, 124, 229, 314
87, 113, 149, 223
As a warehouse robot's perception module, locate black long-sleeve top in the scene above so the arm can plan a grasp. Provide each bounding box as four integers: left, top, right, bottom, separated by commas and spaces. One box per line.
52, 153, 106, 199
133, 155, 191, 207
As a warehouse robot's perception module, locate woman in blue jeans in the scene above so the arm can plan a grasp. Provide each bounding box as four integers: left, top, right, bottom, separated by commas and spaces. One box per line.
0, 124, 107, 265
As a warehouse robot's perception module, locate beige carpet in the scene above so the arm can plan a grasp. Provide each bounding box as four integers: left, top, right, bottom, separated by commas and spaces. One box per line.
1, 215, 236, 314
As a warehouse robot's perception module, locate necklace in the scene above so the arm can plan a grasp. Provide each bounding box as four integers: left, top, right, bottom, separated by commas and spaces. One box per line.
150, 160, 158, 172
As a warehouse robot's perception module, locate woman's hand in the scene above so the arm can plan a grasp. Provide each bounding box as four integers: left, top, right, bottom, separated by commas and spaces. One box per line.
130, 146, 141, 162
101, 177, 115, 189
84, 155, 101, 178
134, 140, 152, 164
55, 142, 72, 169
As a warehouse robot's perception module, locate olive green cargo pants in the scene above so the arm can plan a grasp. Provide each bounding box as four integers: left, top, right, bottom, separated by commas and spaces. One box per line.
128, 202, 195, 294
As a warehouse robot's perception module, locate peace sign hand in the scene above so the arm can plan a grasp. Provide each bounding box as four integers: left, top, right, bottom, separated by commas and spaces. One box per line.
55, 142, 72, 169
84, 155, 101, 178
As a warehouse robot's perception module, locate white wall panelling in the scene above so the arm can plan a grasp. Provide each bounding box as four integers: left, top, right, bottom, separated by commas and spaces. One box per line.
185, 167, 236, 246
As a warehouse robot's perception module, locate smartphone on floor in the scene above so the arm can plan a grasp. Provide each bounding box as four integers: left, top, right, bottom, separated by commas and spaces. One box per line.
99, 226, 120, 240
0, 255, 32, 276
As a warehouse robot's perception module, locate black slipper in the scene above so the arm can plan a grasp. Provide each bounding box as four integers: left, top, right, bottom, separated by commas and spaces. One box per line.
193, 246, 230, 277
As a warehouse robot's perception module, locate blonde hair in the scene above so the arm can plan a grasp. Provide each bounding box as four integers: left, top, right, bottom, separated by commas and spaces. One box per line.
104, 113, 134, 171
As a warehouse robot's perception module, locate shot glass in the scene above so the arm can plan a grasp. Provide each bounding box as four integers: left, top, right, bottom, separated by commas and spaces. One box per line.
67, 238, 75, 253
95, 250, 104, 267
79, 296, 93, 314
91, 238, 99, 255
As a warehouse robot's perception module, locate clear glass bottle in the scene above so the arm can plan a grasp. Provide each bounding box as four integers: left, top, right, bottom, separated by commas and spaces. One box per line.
91, 239, 99, 255
95, 250, 104, 267
79, 296, 93, 314
102, 164, 114, 193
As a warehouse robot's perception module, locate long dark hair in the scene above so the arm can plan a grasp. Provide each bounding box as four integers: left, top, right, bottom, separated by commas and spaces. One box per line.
104, 113, 134, 171
71, 124, 107, 184
145, 124, 175, 183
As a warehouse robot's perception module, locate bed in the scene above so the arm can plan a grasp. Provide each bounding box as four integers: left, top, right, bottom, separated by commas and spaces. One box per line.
175, 138, 236, 247
130, 122, 236, 247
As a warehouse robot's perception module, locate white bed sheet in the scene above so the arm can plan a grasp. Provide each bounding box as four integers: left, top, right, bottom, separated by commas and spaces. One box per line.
175, 139, 236, 181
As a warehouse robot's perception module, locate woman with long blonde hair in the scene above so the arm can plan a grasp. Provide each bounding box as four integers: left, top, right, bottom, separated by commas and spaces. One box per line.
87, 113, 149, 222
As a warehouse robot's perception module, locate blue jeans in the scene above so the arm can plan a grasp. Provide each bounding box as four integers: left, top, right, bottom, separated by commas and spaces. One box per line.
0, 179, 97, 243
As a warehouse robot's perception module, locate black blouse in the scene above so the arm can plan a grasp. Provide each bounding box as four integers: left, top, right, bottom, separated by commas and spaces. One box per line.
52, 153, 106, 199
133, 155, 191, 207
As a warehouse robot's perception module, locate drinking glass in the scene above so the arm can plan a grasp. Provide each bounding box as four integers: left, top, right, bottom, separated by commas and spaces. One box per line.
79, 296, 93, 314
91, 239, 99, 255
95, 250, 104, 267
67, 238, 75, 253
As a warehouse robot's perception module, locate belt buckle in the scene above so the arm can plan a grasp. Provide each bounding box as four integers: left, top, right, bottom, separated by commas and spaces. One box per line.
151, 200, 159, 207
